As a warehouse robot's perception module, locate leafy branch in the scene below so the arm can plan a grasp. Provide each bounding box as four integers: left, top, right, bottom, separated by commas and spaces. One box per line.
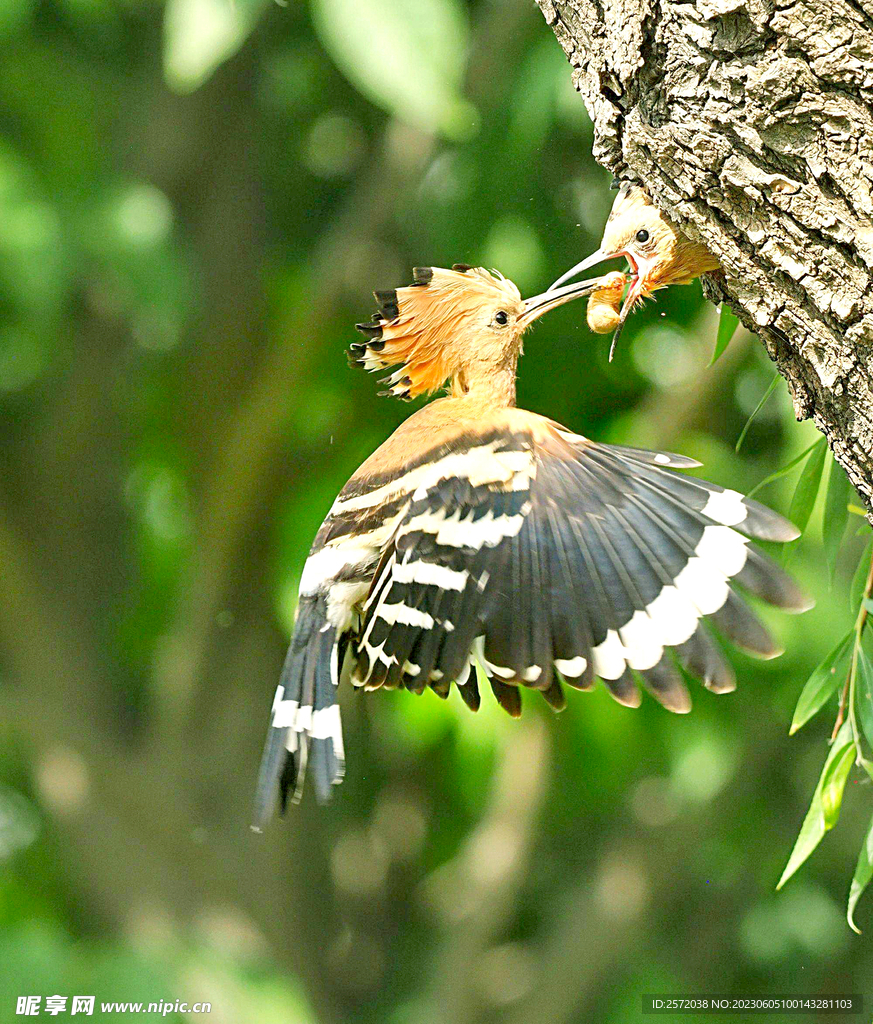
768, 441, 873, 932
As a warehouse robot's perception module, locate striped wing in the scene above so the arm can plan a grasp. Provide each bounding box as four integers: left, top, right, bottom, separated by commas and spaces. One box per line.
352, 431, 809, 716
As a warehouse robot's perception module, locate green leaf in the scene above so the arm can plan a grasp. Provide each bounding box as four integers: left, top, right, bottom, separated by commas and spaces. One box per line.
789, 632, 853, 734
857, 648, 873, 755
821, 739, 856, 828
850, 541, 873, 612
710, 305, 740, 365
163, 0, 272, 93
784, 438, 827, 557
746, 439, 822, 500
312, 0, 476, 140
848, 810, 873, 933
823, 457, 852, 584
777, 722, 854, 889
735, 373, 780, 453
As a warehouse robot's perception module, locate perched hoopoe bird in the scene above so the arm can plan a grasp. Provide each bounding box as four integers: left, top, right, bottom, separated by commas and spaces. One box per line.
253, 263, 809, 827
551, 183, 721, 352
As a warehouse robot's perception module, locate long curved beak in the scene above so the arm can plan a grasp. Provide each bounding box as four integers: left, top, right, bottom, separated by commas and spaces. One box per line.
547, 248, 622, 292
519, 276, 603, 328
549, 249, 663, 361
603, 252, 660, 360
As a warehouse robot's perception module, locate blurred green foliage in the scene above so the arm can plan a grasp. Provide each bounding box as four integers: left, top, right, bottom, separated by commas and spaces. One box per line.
1, 0, 872, 1020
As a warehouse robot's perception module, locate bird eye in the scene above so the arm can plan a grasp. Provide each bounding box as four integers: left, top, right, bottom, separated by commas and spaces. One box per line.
494, 311, 509, 326
635, 229, 650, 243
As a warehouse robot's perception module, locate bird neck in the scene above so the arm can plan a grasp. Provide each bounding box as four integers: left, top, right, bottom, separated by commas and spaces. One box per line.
660, 239, 720, 287
452, 359, 518, 408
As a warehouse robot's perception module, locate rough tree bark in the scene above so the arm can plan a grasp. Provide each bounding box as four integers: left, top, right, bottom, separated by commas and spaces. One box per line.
537, 0, 873, 506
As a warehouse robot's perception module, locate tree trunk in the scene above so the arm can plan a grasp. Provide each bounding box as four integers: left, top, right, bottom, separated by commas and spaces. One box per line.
537, 0, 873, 506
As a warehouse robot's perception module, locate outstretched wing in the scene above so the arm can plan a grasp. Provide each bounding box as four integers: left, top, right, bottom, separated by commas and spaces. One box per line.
351, 426, 809, 716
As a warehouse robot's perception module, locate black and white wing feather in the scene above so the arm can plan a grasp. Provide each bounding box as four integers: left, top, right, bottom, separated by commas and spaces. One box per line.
352, 428, 809, 716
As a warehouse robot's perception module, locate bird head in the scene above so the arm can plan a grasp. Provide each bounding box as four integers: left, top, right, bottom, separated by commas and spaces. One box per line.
350, 264, 601, 399
549, 184, 720, 346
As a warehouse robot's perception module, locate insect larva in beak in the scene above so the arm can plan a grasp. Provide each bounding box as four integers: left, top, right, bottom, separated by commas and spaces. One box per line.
586, 272, 627, 335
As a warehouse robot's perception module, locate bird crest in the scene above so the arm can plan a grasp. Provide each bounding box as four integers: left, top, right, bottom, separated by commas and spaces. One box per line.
350, 265, 523, 400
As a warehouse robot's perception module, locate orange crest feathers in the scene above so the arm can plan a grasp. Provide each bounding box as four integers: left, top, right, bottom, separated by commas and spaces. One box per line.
350, 265, 522, 400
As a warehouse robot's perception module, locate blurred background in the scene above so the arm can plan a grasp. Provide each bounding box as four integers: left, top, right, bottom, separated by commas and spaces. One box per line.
1, 0, 871, 1020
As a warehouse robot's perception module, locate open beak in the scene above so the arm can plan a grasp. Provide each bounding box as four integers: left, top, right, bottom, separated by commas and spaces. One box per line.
548, 248, 660, 359
519, 276, 603, 328
547, 248, 621, 292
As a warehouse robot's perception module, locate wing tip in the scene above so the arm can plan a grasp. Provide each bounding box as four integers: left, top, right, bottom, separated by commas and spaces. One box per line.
786, 590, 816, 614
540, 679, 567, 712
740, 500, 801, 542
607, 443, 703, 470
782, 522, 802, 542
704, 676, 737, 694
766, 517, 801, 543
603, 672, 642, 708
639, 663, 693, 714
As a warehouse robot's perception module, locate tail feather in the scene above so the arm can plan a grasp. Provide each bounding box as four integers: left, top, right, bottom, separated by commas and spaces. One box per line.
253, 687, 292, 829
251, 597, 345, 830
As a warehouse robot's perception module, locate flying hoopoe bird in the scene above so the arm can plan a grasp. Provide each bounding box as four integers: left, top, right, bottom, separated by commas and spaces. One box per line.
253, 263, 809, 828
551, 183, 721, 354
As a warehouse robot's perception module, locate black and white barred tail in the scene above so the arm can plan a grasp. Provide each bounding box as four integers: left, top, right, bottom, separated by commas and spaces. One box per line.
252, 595, 345, 829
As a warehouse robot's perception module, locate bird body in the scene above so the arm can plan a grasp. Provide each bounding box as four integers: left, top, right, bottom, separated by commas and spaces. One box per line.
253, 265, 808, 827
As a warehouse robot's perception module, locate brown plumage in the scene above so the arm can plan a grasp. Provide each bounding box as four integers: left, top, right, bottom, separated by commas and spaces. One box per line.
551, 184, 721, 348
253, 263, 809, 824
